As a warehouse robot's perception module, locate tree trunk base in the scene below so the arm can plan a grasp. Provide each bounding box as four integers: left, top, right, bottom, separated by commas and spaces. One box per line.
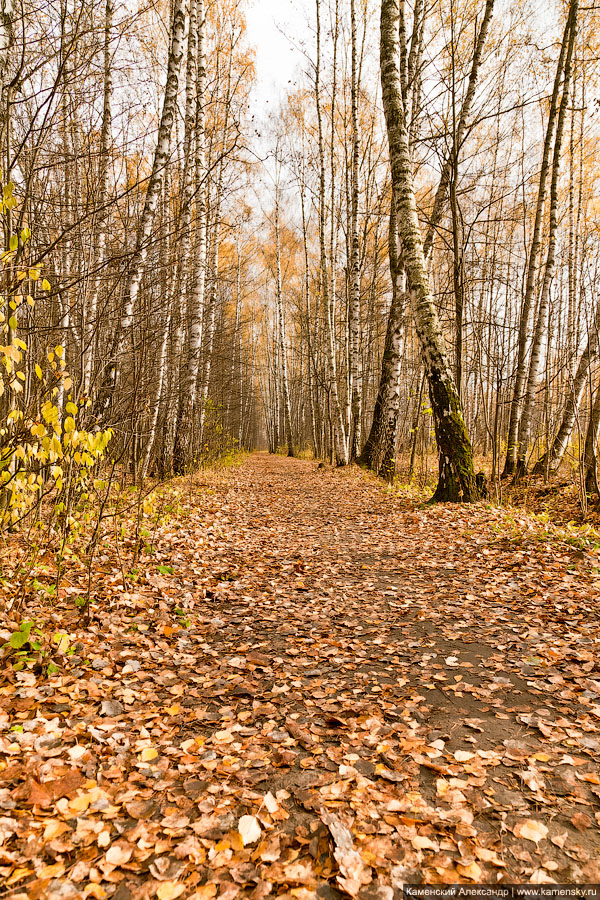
512, 456, 528, 482
429, 454, 481, 503
501, 457, 516, 479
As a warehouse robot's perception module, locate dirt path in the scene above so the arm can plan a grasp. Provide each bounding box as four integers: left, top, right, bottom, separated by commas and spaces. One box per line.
3, 453, 600, 898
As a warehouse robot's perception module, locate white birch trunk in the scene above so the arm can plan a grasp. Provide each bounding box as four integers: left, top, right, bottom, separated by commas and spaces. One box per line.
502, 8, 573, 475
422, 0, 495, 264
516, 0, 577, 476
381, 0, 478, 502
82, 0, 113, 396
275, 187, 294, 456
173, 0, 208, 471
349, 0, 361, 461
102, 0, 186, 405
315, 0, 347, 465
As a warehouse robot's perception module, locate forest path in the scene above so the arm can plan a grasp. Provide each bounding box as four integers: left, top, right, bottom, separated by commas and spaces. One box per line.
4, 453, 600, 897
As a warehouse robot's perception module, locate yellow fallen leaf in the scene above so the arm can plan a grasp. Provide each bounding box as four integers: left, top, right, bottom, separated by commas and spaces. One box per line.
412, 835, 437, 850
263, 791, 279, 814
188, 886, 217, 900
157, 883, 186, 900
229, 831, 244, 852
514, 819, 548, 844
43, 820, 70, 841
454, 750, 476, 762
214, 839, 231, 852
140, 747, 158, 761
6, 868, 33, 885
83, 885, 108, 899
105, 842, 133, 866
475, 847, 506, 867
457, 861, 482, 881
39, 862, 66, 879
69, 792, 93, 814
578, 772, 600, 785
436, 778, 449, 796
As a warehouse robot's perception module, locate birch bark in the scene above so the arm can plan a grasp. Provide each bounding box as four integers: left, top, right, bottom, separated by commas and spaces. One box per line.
275, 184, 294, 456
516, 0, 577, 477
533, 299, 600, 476
173, 0, 207, 472
82, 0, 113, 396
381, 0, 478, 502
358, 194, 404, 476
501, 8, 573, 476
349, 0, 361, 460
583, 383, 600, 495
100, 0, 186, 410
315, 0, 347, 465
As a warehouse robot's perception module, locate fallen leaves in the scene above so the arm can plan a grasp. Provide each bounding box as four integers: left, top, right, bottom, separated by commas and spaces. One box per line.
321, 810, 371, 896
1, 454, 600, 895
238, 814, 261, 846
104, 840, 133, 866
513, 820, 549, 845
140, 746, 158, 761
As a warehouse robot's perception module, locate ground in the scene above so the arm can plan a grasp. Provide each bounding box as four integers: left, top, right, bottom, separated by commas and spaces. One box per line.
1, 453, 600, 898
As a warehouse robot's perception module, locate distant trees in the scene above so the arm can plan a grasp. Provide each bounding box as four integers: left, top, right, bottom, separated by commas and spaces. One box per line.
258, 0, 600, 504
1, 0, 600, 507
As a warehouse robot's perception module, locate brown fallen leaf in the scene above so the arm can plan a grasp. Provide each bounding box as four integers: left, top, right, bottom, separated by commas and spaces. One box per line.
571, 812, 592, 832
321, 810, 371, 897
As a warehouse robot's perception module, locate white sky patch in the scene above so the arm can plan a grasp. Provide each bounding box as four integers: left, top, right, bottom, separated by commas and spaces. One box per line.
245, 0, 309, 112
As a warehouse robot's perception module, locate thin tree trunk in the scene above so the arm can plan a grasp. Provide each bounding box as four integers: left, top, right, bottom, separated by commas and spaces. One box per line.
534, 300, 600, 476
349, 0, 361, 460
502, 9, 573, 476
82, 0, 112, 396
274, 183, 294, 456
516, 0, 577, 477
381, 0, 478, 502
173, 0, 206, 472
358, 194, 404, 475
315, 0, 347, 466
583, 382, 600, 495
99, 0, 186, 410
422, 0, 495, 264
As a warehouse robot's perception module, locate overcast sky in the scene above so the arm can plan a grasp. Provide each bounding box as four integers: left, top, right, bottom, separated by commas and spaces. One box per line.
245, 0, 309, 110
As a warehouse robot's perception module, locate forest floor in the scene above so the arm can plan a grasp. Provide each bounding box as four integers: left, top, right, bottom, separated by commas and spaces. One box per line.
2, 453, 600, 899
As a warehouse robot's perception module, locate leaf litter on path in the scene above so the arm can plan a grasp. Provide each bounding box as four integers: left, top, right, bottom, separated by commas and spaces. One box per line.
1, 453, 600, 897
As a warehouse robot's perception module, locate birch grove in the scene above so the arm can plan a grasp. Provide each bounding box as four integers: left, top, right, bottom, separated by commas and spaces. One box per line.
0, 0, 600, 517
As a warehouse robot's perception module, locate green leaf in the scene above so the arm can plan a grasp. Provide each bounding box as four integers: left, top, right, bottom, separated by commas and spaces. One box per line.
9, 621, 33, 648
157, 565, 174, 575
47, 663, 60, 675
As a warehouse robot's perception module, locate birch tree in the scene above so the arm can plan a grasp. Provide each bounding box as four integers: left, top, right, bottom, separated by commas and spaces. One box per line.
501, 10, 574, 476
99, 0, 186, 410
380, 0, 479, 501
516, 0, 578, 477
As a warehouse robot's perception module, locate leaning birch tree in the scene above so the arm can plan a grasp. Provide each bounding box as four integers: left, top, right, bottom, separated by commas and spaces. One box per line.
380, 0, 479, 502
